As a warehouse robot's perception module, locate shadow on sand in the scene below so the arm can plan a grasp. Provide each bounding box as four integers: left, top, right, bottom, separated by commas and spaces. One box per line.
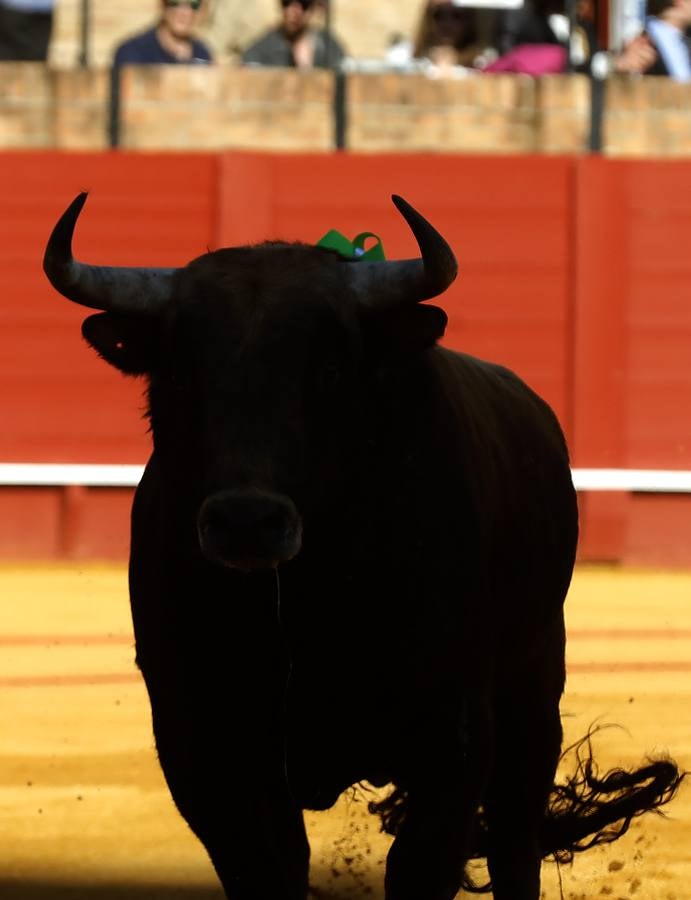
0, 880, 370, 900
0, 885, 224, 900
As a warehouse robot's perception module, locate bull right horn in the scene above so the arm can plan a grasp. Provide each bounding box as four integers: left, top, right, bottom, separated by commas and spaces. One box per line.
43, 192, 176, 316
347, 194, 458, 311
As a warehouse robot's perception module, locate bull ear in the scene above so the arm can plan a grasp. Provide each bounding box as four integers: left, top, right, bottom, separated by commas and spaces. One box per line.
81, 312, 158, 375
365, 304, 448, 354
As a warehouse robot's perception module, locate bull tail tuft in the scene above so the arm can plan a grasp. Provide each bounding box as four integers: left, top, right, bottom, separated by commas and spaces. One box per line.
368, 727, 685, 895
540, 728, 685, 861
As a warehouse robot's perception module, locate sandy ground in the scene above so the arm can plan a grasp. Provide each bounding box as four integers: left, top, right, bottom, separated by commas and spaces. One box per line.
0, 564, 689, 899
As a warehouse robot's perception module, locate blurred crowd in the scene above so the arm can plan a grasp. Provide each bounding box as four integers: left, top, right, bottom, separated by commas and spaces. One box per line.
0, 0, 689, 81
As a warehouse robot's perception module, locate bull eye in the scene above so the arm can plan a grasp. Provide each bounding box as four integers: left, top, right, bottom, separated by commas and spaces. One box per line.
115, 340, 124, 351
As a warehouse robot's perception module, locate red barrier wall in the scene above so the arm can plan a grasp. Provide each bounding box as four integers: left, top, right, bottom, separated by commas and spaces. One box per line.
1, 151, 691, 563
572, 157, 691, 563
0, 152, 218, 465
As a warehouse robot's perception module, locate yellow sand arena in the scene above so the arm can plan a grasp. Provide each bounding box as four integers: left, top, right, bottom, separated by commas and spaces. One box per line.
0, 564, 689, 899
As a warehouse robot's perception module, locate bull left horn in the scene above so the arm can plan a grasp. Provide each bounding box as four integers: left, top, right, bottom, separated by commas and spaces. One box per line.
43, 192, 176, 316
347, 195, 458, 310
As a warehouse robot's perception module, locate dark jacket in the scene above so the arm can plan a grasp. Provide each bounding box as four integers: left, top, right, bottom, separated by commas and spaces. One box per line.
242, 26, 345, 68
113, 26, 212, 68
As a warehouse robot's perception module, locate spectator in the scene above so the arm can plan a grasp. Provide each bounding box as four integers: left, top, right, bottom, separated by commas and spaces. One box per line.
113, 0, 212, 68
0, 0, 54, 61
242, 0, 345, 69
411, 0, 492, 70
614, 0, 690, 80
494, 0, 568, 54
485, 0, 568, 74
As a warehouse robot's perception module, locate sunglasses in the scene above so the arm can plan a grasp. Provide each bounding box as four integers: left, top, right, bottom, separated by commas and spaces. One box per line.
281, 0, 314, 9
164, 0, 202, 9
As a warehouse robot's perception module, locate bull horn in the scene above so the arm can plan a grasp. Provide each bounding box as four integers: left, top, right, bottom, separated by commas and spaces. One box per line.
43, 192, 176, 316
347, 194, 458, 310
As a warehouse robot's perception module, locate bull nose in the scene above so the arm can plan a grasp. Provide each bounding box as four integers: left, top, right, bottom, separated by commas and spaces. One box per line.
197, 488, 302, 570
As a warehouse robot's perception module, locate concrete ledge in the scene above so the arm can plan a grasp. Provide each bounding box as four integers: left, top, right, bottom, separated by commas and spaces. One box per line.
605, 75, 691, 157
53, 68, 110, 149
0, 63, 108, 148
1, 64, 690, 155
347, 71, 539, 153
119, 66, 335, 151
0, 63, 52, 148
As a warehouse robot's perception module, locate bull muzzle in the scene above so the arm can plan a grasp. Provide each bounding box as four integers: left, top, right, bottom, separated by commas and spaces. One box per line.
197, 488, 302, 572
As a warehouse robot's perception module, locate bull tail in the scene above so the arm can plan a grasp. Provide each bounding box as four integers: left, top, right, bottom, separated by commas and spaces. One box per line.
368, 728, 684, 895
540, 729, 685, 862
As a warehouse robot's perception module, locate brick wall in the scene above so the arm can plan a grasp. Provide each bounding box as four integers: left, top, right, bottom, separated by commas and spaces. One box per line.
119, 66, 334, 151
347, 72, 540, 153
604, 76, 691, 158
53, 68, 110, 149
0, 63, 108, 149
116, 67, 593, 156
2, 60, 690, 155
536, 74, 591, 154
0, 64, 52, 148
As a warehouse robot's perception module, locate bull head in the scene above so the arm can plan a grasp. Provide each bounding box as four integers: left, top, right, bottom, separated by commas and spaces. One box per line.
44, 193, 458, 570
43, 193, 457, 315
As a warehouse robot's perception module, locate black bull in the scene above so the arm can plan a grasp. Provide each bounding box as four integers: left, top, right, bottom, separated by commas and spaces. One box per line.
44, 193, 682, 900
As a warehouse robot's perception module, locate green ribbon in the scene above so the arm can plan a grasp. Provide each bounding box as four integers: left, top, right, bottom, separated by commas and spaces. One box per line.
316, 229, 386, 261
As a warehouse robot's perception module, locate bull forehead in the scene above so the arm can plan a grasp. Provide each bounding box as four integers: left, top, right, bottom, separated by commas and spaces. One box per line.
175, 244, 354, 317
164, 245, 360, 367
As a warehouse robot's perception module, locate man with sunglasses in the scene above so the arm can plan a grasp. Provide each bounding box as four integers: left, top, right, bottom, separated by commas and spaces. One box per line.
113, 0, 212, 67
242, 0, 345, 69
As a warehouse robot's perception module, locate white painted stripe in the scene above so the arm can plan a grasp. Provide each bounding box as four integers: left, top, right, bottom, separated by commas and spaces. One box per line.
1, 463, 691, 493
0, 463, 145, 487
571, 469, 691, 492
